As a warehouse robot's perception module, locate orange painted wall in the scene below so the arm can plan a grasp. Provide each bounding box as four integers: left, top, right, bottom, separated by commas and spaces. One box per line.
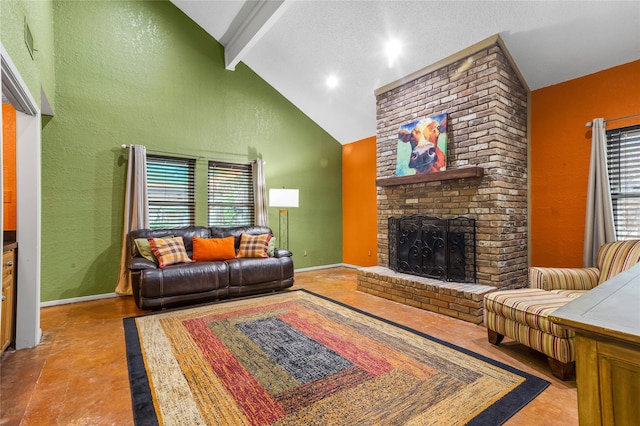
530, 60, 640, 267
342, 136, 377, 266
2, 104, 17, 231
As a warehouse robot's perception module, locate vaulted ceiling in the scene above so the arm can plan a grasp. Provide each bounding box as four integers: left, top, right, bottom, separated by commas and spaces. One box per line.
171, 1, 640, 144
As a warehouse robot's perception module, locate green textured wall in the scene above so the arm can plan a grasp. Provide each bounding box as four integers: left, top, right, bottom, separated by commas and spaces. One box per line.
39, 1, 342, 302
0, 0, 56, 111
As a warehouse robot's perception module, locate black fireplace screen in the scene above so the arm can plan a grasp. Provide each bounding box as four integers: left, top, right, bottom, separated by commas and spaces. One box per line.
389, 215, 476, 283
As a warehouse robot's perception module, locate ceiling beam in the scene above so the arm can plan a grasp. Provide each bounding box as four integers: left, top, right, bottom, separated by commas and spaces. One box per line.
224, 0, 289, 71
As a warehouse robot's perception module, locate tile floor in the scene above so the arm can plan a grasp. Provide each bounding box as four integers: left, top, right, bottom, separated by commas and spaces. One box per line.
0, 267, 577, 425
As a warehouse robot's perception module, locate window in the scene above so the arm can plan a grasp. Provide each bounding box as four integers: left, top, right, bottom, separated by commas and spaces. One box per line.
607, 124, 640, 240
146, 155, 195, 229
208, 161, 254, 227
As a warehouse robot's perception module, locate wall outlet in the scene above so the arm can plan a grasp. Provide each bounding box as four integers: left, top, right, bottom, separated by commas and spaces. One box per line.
303, 250, 308, 256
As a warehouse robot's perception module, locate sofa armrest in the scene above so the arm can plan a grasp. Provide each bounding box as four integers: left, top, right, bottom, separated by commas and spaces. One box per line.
274, 248, 292, 258
529, 266, 600, 291
129, 257, 158, 271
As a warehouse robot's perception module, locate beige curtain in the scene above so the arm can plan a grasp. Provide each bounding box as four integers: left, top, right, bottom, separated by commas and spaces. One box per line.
583, 118, 616, 267
115, 145, 149, 295
253, 159, 269, 226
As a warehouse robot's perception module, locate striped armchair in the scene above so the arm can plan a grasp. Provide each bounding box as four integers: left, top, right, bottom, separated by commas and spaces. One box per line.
484, 240, 640, 380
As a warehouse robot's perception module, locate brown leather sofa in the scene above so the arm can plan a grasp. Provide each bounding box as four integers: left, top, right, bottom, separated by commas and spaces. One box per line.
127, 225, 294, 310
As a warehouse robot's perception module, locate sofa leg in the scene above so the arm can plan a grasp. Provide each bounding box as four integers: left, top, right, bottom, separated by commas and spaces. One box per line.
547, 357, 575, 381
487, 329, 504, 345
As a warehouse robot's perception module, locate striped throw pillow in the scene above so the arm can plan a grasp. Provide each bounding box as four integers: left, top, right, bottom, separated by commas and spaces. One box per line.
148, 236, 193, 268
237, 233, 272, 258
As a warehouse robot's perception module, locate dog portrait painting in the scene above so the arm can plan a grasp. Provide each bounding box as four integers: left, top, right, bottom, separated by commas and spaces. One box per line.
395, 113, 448, 176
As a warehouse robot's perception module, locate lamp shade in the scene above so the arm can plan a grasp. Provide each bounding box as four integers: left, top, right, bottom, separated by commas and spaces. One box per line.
269, 188, 299, 208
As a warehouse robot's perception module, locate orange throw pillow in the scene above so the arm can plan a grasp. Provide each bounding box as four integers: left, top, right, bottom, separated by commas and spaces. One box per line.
192, 236, 236, 261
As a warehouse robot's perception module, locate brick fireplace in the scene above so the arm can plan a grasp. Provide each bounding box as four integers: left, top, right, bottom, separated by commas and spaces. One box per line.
357, 37, 528, 324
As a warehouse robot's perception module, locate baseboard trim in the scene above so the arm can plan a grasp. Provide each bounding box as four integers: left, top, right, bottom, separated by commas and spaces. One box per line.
40, 292, 123, 308
40, 264, 366, 307
294, 263, 360, 272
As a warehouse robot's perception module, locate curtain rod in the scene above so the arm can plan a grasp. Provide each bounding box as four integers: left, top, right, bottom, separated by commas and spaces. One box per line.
584, 113, 640, 127
120, 144, 249, 160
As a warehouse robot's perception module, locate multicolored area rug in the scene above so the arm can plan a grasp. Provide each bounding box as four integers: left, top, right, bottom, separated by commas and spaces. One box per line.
124, 290, 549, 425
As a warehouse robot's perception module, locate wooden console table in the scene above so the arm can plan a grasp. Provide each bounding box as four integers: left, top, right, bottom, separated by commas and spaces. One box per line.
550, 263, 640, 426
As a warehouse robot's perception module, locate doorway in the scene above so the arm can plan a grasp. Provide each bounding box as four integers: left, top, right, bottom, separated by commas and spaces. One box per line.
1, 44, 42, 349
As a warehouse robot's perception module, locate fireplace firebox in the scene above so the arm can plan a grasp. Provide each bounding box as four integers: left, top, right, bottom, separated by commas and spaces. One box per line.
388, 215, 476, 283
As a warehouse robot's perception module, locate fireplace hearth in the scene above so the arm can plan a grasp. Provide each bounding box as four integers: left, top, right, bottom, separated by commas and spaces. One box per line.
389, 215, 476, 283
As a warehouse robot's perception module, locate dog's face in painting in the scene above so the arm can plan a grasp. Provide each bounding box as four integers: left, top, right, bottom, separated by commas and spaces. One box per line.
398, 118, 446, 174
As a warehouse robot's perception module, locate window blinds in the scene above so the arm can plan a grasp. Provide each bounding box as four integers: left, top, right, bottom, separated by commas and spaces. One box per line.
607, 124, 640, 240
208, 161, 255, 227
146, 155, 195, 229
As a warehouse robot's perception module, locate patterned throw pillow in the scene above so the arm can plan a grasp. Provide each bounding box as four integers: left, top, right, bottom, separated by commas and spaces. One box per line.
135, 235, 173, 263
237, 233, 272, 258
147, 236, 193, 268
192, 236, 236, 261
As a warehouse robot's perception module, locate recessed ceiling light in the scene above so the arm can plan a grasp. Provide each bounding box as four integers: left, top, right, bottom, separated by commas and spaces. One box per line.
385, 38, 402, 68
326, 74, 339, 89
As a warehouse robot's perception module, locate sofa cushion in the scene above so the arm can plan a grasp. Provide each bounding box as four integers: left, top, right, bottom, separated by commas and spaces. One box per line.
148, 237, 193, 268
139, 262, 229, 298
484, 288, 574, 338
192, 236, 236, 261
227, 257, 293, 286
548, 289, 588, 299
237, 233, 272, 258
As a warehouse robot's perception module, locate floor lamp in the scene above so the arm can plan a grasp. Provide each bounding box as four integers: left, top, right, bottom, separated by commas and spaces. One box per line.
268, 188, 299, 251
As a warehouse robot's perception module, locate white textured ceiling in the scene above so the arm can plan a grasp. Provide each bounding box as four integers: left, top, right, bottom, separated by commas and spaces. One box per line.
171, 0, 640, 144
